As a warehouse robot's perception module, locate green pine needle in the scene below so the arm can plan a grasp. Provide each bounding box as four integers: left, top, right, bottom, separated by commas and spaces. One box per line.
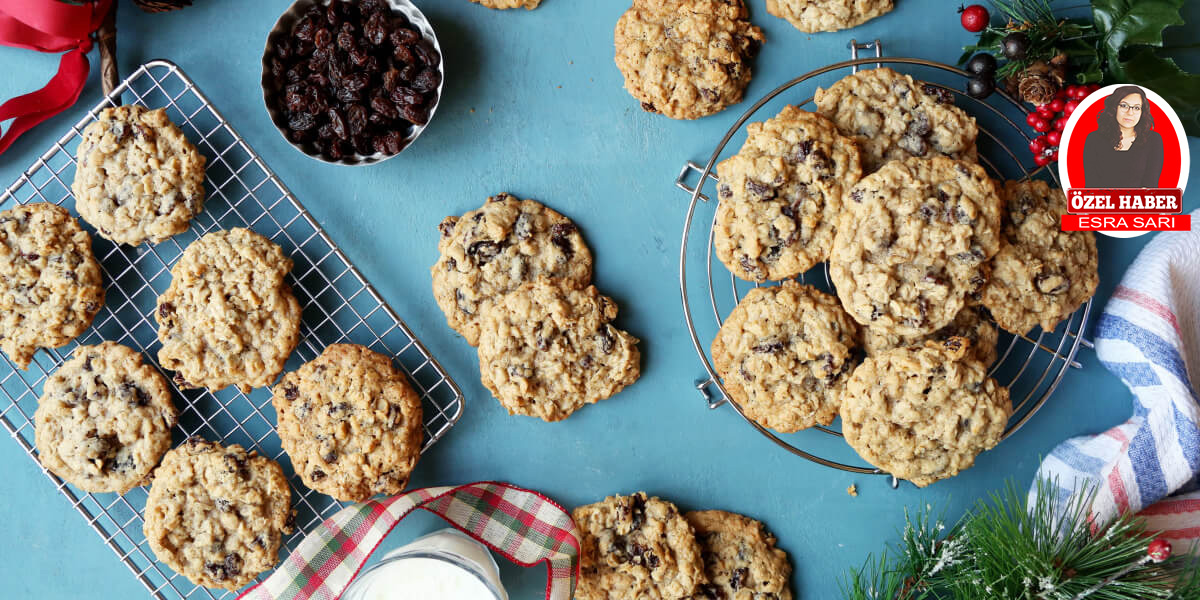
839, 480, 1200, 600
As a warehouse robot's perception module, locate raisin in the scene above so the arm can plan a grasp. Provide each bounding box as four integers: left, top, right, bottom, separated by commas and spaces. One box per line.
1035, 272, 1069, 295
413, 40, 439, 67
360, 0, 388, 14
467, 241, 503, 265
393, 43, 416, 65
353, 134, 373, 155
364, 12, 388, 45
367, 95, 396, 120
792, 139, 814, 163
922, 83, 955, 104
288, 112, 317, 131
337, 29, 355, 51
311, 468, 326, 481
284, 87, 308, 113
314, 28, 333, 49
751, 340, 784, 354
412, 68, 441, 93
389, 86, 422, 108
286, 65, 306, 83
401, 103, 429, 126
629, 494, 647, 529
730, 567, 750, 591
390, 28, 420, 47
596, 326, 615, 354
158, 302, 175, 318
438, 217, 458, 238
398, 63, 420, 82
550, 223, 576, 259
223, 453, 250, 480
908, 112, 932, 136
328, 108, 348, 139
382, 68, 402, 92
293, 16, 316, 42
342, 72, 369, 92
745, 180, 772, 200
123, 383, 149, 407
347, 104, 368, 135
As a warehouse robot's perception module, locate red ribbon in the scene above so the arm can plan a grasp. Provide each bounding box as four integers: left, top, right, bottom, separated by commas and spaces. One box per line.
0, 0, 112, 155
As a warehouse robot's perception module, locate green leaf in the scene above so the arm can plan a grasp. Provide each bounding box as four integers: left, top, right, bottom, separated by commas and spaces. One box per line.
1092, 0, 1186, 61
1107, 46, 1200, 137
1078, 59, 1105, 83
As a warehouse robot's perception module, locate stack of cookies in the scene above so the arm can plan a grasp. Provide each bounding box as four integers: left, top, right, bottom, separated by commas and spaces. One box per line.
432, 194, 642, 421
573, 492, 792, 599
709, 67, 1099, 486
11, 104, 431, 591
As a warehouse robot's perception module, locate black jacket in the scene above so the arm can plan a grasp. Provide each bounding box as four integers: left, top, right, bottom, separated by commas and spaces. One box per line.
1082, 129, 1164, 188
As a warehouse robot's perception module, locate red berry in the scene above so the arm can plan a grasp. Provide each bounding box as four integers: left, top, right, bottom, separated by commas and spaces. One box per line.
1048, 99, 1066, 113
1029, 136, 1047, 154
1071, 87, 1089, 100
1046, 130, 1061, 146
1054, 117, 1069, 131
1055, 90, 1070, 102
1148, 539, 1172, 562
1033, 117, 1051, 133
960, 4, 989, 32
1026, 112, 1042, 127
1084, 83, 1101, 94
1035, 153, 1052, 166
1050, 150, 1059, 162
1064, 99, 1081, 115
1037, 105, 1056, 119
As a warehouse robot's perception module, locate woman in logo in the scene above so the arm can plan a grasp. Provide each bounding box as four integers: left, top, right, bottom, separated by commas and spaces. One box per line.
1082, 85, 1163, 188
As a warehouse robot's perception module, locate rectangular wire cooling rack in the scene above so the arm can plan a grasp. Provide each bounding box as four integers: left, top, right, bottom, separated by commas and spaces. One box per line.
0, 60, 464, 600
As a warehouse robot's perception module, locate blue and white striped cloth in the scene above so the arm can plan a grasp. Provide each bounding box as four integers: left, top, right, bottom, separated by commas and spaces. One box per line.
1034, 211, 1200, 553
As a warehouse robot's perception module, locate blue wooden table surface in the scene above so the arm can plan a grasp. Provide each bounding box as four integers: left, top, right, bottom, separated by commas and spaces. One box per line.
1, 1, 1197, 598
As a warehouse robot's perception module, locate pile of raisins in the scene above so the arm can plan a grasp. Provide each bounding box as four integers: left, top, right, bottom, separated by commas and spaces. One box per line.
266, 0, 441, 161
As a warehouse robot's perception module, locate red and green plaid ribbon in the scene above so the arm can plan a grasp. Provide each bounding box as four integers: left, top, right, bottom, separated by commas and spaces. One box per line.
237, 481, 581, 600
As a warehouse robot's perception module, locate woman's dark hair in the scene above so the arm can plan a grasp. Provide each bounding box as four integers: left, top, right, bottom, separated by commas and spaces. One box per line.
1096, 85, 1155, 150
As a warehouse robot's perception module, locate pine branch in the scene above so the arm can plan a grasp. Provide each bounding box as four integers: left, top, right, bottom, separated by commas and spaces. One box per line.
839, 480, 1200, 600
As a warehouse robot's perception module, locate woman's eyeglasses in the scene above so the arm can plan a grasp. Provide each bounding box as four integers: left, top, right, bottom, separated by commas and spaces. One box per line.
1118, 102, 1142, 113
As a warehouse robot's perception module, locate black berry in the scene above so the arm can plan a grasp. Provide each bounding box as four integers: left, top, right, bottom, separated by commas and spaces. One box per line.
964, 53, 997, 76
966, 75, 995, 99
1002, 32, 1030, 60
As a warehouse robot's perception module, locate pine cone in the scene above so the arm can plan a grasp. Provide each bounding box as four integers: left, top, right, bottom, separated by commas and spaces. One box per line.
133, 0, 192, 12
1016, 56, 1067, 106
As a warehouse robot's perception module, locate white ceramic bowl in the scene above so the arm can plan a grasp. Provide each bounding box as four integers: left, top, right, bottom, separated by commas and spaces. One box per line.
261, 0, 445, 166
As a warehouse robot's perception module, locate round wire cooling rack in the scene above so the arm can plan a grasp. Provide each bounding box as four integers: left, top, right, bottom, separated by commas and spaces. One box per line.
674, 40, 1095, 486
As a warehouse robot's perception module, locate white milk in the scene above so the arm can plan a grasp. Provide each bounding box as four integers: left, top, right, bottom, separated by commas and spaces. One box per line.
342, 529, 508, 600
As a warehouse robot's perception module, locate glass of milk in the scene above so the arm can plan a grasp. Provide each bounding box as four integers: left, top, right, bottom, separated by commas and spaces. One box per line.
342, 528, 509, 600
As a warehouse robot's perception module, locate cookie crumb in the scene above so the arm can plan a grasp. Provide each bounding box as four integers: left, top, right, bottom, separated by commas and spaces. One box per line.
847, 484, 858, 497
